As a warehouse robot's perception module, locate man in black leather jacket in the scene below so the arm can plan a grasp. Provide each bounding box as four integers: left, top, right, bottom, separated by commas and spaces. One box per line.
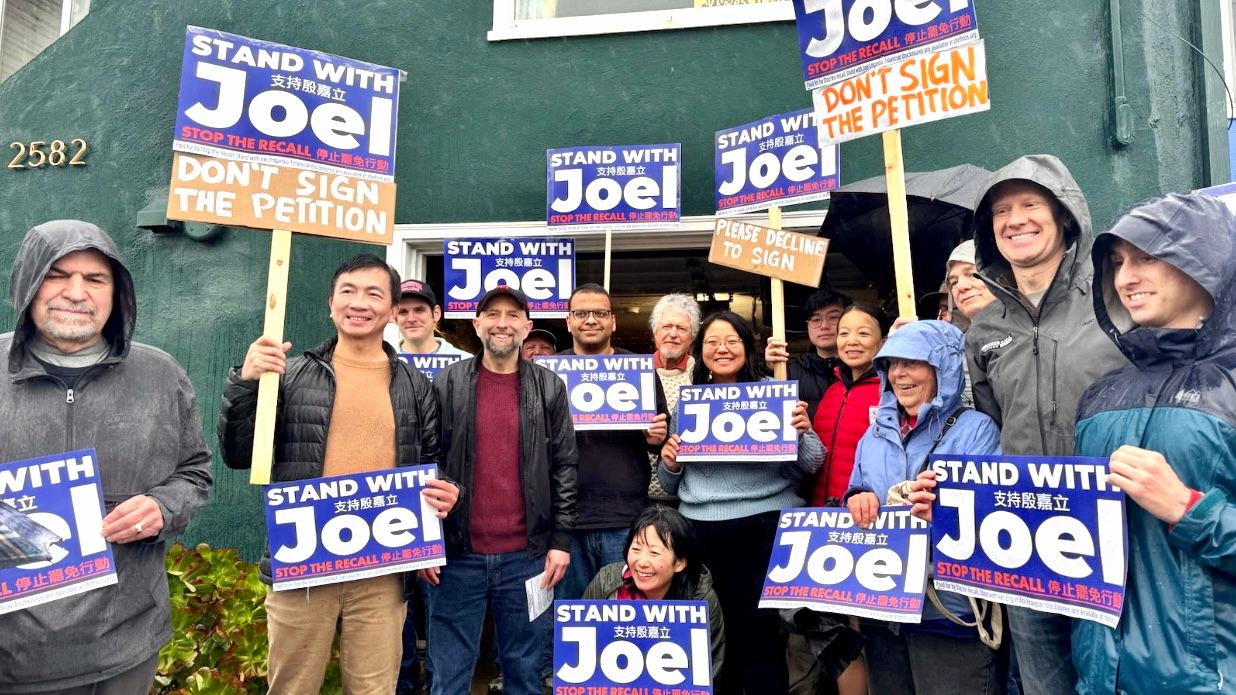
426, 285, 578, 695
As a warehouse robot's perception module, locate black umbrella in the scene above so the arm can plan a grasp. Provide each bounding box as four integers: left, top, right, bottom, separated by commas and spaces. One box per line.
819, 164, 992, 299
0, 501, 62, 569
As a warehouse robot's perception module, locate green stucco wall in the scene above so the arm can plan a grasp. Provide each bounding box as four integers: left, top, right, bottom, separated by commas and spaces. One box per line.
0, 1, 1224, 559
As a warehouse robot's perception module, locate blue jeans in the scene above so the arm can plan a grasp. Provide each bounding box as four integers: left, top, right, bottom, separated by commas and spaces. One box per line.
428, 551, 548, 695
1006, 606, 1076, 695
557, 528, 629, 601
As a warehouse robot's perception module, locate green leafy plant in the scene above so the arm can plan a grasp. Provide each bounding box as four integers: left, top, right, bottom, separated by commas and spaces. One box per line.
152, 543, 344, 695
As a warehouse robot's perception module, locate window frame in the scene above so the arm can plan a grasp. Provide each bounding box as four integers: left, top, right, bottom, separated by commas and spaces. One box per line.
488, 0, 794, 42
0, 0, 87, 82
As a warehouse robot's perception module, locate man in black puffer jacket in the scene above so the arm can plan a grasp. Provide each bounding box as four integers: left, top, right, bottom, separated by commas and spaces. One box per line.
219, 254, 457, 695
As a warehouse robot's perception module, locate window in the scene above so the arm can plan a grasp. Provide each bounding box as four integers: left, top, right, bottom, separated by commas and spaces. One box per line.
0, 0, 88, 82
489, 0, 792, 42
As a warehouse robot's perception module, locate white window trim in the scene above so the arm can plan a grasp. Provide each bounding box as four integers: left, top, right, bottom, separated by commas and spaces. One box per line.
489, 0, 793, 42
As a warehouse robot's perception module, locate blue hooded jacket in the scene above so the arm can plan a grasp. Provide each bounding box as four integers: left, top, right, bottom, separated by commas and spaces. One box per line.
847, 320, 1002, 631
1074, 193, 1236, 694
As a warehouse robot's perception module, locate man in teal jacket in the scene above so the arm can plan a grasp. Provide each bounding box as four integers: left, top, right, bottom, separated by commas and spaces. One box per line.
1074, 192, 1236, 694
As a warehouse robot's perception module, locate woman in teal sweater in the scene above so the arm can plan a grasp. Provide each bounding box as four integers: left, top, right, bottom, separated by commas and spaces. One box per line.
657, 310, 824, 695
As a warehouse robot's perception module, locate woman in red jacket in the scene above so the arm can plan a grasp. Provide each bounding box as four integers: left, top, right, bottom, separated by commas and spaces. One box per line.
808, 303, 891, 507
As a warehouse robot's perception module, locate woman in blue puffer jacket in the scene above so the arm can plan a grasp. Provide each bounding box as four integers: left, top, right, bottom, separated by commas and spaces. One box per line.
844, 320, 1003, 695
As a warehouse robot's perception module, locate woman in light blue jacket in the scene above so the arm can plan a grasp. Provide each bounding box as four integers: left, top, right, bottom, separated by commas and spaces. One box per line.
845, 320, 1002, 695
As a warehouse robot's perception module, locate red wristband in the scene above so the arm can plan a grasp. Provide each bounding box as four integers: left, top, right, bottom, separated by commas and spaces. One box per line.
1185, 488, 1204, 513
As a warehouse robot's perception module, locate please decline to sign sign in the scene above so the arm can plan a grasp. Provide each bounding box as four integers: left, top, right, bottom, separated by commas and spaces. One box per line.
708, 218, 829, 287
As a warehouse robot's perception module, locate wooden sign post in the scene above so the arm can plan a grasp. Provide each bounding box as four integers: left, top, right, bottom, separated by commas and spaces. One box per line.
883, 130, 916, 319
767, 206, 787, 380
249, 229, 292, 485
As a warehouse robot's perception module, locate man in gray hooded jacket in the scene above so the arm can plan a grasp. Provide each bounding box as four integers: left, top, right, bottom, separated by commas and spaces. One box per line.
0, 220, 212, 693
965, 156, 1128, 695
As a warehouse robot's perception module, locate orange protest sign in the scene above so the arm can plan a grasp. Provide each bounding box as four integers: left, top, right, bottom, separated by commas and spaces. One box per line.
167, 152, 396, 245
813, 40, 989, 147
708, 217, 829, 287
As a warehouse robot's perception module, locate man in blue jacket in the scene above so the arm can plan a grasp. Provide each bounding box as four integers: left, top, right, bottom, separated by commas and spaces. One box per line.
1073, 192, 1236, 694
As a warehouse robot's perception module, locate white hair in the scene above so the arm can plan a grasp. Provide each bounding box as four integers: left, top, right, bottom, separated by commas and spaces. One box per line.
648, 293, 702, 338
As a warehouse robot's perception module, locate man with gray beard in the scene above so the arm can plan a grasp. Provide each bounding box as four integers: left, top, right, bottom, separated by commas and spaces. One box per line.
426, 286, 578, 695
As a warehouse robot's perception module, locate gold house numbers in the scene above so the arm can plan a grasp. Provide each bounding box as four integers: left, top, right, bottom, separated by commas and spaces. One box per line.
8, 139, 89, 169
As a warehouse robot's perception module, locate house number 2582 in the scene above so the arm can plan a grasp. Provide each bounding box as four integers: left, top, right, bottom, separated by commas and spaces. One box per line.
8, 139, 88, 169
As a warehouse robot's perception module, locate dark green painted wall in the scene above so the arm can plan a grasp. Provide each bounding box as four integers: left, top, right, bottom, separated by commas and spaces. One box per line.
0, 1, 1224, 559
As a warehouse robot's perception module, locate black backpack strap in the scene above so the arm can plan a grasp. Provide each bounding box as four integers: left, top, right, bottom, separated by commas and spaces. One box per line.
916, 405, 972, 474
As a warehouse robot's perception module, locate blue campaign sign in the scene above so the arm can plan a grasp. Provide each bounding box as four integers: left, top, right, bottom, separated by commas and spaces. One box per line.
760, 508, 929, 622
928, 454, 1127, 627
174, 26, 401, 180
399, 353, 466, 381
0, 449, 117, 615
264, 465, 446, 591
554, 600, 713, 694
792, 0, 980, 90
534, 354, 658, 431
443, 238, 575, 319
675, 381, 799, 462
547, 144, 681, 231
715, 109, 841, 216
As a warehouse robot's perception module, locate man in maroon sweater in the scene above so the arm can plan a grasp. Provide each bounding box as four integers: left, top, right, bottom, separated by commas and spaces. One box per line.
427, 286, 578, 695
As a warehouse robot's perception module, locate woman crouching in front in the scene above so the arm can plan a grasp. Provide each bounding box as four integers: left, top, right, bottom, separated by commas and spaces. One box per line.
582, 505, 724, 680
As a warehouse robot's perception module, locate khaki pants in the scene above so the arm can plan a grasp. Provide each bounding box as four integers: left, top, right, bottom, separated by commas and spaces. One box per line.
266, 574, 406, 695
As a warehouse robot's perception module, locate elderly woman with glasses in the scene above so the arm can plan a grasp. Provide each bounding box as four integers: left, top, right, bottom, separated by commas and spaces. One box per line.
657, 310, 824, 695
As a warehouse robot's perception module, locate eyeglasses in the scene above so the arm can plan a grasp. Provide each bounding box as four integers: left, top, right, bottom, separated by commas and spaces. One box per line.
569, 309, 613, 321
806, 316, 828, 328
702, 337, 743, 350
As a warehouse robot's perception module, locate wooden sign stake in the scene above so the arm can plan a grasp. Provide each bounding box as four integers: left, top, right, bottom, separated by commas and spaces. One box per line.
883, 129, 916, 318
250, 228, 292, 485
768, 205, 788, 381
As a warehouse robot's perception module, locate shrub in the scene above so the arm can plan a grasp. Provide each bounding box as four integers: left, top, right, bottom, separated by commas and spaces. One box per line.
152, 543, 345, 694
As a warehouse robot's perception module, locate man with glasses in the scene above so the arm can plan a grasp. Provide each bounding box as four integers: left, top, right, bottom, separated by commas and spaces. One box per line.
553, 283, 669, 602
765, 289, 853, 419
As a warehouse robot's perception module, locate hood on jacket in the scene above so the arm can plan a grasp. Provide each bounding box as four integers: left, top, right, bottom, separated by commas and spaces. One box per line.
1091, 192, 1236, 368
971, 155, 1093, 291
871, 320, 966, 429
7, 220, 136, 372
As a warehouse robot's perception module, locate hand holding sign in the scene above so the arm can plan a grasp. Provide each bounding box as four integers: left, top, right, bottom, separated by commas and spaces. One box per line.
100, 494, 164, 544
908, 469, 938, 521
661, 435, 682, 473
644, 413, 669, 447
847, 492, 880, 529
1106, 445, 1194, 524
240, 335, 292, 381
420, 478, 459, 520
